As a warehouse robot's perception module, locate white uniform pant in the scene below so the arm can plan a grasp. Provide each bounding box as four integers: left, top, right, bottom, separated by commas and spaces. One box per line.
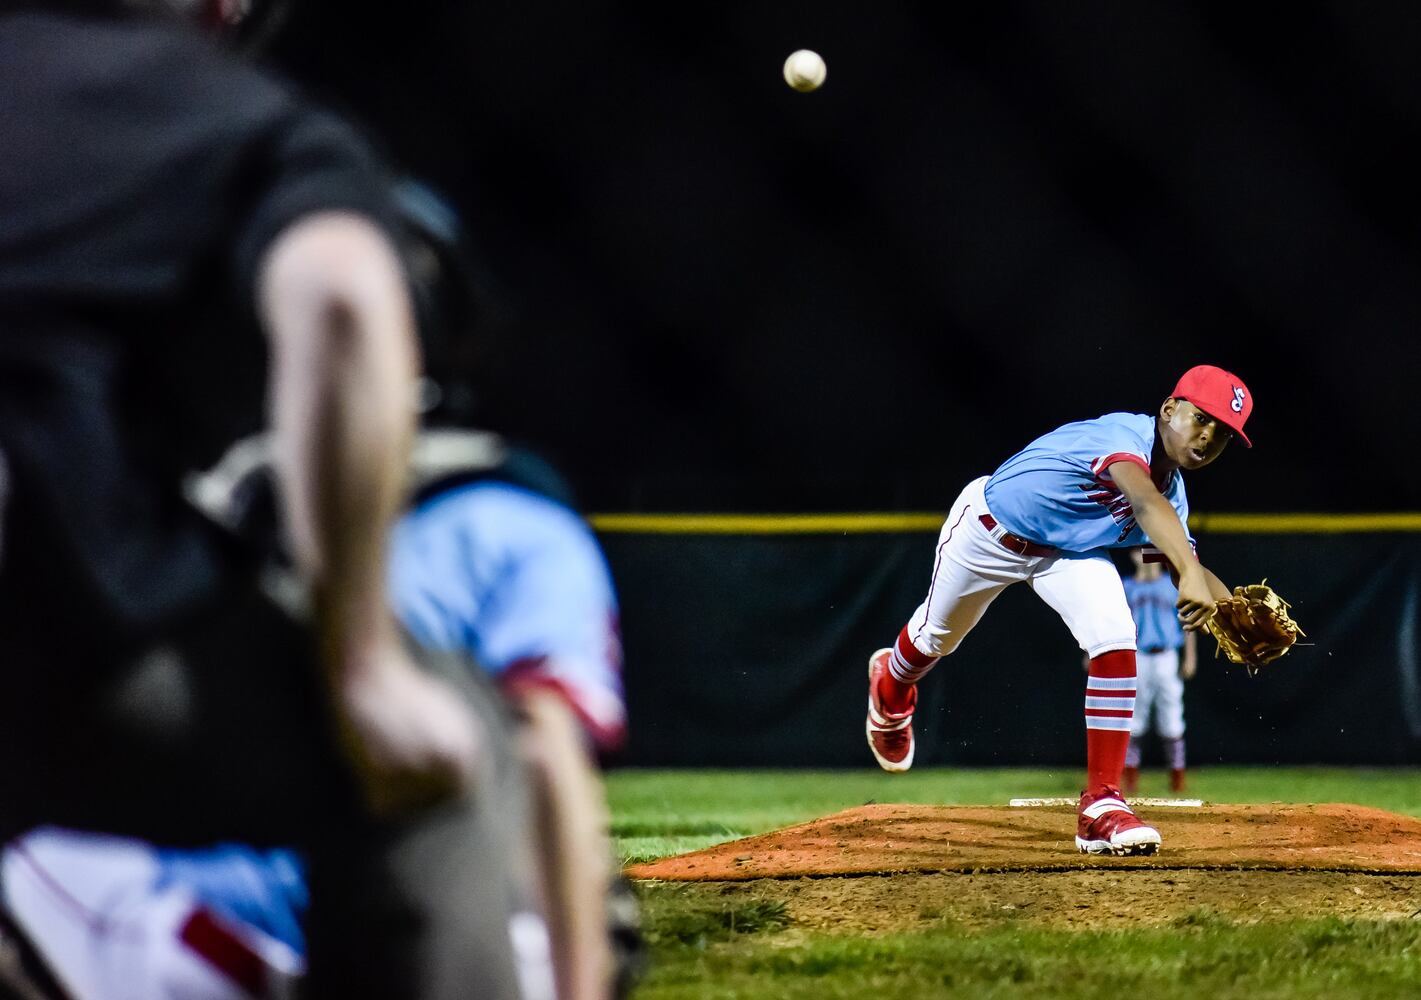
1130, 649, 1185, 740
1, 828, 303, 1000
905, 477, 1137, 663
2, 828, 559, 1000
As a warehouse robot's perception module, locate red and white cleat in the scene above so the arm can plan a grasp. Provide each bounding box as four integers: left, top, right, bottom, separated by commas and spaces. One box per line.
1075, 786, 1161, 856
866, 648, 916, 773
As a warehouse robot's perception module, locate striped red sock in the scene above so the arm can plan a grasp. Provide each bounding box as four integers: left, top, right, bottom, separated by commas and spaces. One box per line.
1084, 649, 1136, 792
877, 627, 936, 712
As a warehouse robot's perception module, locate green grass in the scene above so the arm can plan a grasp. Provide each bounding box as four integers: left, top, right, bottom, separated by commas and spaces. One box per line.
610, 767, 1421, 999
634, 916, 1421, 999
607, 766, 1421, 863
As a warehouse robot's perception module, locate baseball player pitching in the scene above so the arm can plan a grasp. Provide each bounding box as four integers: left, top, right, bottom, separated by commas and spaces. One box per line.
866, 365, 1252, 855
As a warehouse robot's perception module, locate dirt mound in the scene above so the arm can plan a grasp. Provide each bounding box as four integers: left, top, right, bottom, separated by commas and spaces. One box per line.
626, 803, 1421, 881
674, 870, 1421, 936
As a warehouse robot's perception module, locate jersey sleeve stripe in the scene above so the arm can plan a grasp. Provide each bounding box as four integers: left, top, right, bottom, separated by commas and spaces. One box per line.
1090, 452, 1151, 480
1141, 542, 1197, 564
499, 658, 627, 753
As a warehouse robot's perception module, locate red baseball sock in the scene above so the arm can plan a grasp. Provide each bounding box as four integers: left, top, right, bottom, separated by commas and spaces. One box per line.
875, 665, 915, 713
1084, 649, 1136, 793
877, 627, 934, 712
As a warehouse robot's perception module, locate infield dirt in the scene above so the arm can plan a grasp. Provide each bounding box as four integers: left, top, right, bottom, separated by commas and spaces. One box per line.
627, 803, 1421, 933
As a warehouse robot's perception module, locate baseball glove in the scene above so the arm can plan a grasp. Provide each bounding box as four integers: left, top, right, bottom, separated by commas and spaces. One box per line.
1205, 580, 1304, 676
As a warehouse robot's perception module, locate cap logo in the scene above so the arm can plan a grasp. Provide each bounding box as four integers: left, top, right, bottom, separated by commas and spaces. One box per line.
1231, 386, 1246, 413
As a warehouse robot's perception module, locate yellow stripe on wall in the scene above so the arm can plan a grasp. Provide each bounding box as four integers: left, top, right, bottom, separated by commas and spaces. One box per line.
588, 513, 944, 534
1188, 512, 1421, 533
589, 511, 1421, 535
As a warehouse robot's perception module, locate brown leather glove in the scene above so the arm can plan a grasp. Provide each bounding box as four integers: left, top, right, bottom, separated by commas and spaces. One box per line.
1205, 581, 1304, 676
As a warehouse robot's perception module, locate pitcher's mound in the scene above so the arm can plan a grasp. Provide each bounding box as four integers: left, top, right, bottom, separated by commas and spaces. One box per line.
625, 803, 1421, 881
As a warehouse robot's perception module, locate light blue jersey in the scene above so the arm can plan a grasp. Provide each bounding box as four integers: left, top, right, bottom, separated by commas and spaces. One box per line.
390, 480, 626, 749
1123, 574, 1185, 652
983, 412, 1193, 555
69, 480, 627, 969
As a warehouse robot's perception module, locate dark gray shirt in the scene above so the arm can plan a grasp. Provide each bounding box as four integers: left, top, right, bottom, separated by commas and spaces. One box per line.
0, 12, 399, 656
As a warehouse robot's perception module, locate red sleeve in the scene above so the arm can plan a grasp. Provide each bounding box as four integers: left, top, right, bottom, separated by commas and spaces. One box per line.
500, 657, 627, 754
1090, 451, 1151, 481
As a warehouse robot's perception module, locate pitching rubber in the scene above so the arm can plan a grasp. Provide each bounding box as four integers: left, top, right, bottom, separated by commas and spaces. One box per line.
1010, 797, 1202, 808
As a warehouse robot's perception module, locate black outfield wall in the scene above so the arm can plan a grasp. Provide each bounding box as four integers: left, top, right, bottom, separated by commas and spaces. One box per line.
601, 525, 1421, 767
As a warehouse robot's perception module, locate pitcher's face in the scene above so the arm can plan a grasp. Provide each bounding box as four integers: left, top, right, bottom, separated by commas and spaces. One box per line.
1160, 398, 1231, 470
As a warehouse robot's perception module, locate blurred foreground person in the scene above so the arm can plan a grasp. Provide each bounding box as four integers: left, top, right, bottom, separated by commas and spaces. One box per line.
0, 3, 544, 997
393, 435, 632, 1000
1, 435, 632, 1000
0, 161, 634, 997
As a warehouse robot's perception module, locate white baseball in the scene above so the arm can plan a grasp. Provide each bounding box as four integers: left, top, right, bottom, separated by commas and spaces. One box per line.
782, 49, 827, 93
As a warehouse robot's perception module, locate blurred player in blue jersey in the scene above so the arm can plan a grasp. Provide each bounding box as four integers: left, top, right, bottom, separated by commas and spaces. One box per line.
0, 169, 630, 999
0, 0, 536, 994
392, 436, 630, 1000
392, 443, 626, 753
1121, 547, 1198, 795
2, 436, 627, 1000
866, 365, 1254, 856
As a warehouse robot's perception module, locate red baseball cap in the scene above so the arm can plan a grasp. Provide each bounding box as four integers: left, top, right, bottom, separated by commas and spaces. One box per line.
1171, 365, 1253, 448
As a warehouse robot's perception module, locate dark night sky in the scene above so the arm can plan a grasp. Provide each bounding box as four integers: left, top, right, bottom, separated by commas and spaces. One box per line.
270, 1, 1421, 513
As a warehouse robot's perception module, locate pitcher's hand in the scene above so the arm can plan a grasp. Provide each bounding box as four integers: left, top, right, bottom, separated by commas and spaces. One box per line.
1176, 567, 1216, 632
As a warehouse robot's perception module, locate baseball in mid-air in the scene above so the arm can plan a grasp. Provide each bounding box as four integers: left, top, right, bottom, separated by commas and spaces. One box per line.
782, 49, 827, 93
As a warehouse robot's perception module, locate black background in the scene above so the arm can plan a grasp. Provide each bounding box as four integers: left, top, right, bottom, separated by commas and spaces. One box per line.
602, 530, 1421, 766
270, 1, 1421, 513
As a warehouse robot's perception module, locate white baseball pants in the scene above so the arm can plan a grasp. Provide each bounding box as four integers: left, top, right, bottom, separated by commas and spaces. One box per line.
1, 828, 303, 1000
904, 476, 1137, 663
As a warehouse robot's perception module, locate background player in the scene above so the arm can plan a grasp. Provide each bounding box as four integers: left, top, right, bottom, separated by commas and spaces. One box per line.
1122, 547, 1198, 794
865, 365, 1252, 855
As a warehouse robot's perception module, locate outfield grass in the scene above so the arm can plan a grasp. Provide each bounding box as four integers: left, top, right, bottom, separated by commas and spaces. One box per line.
611, 767, 1421, 999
